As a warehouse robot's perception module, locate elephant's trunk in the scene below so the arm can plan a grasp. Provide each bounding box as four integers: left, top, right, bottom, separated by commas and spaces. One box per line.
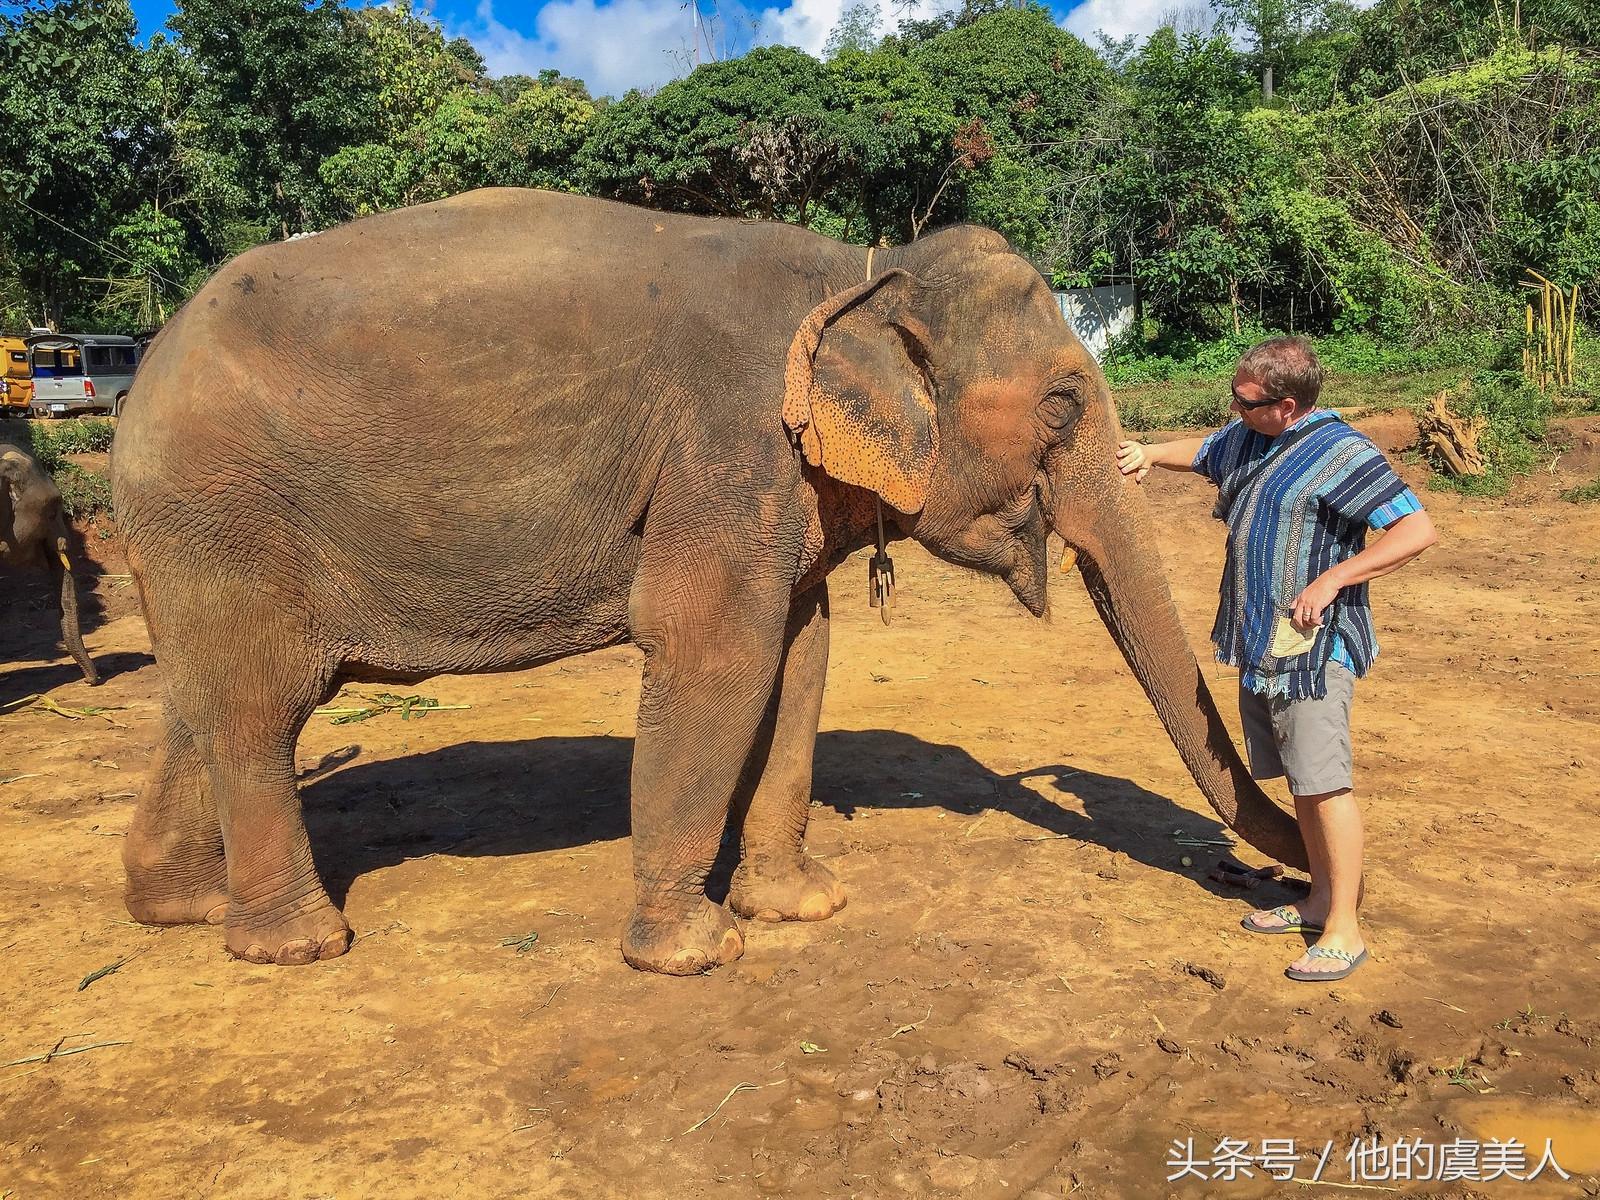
51, 537, 100, 686
1051, 467, 1309, 870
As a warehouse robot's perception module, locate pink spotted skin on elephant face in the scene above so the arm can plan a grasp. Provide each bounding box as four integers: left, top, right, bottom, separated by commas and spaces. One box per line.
111, 188, 1305, 978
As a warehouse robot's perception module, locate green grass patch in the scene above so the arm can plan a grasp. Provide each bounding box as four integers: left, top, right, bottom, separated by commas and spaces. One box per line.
53, 461, 114, 520
1113, 366, 1475, 434
1562, 476, 1600, 503
1100, 327, 1501, 390
1423, 372, 1553, 498
17, 417, 116, 471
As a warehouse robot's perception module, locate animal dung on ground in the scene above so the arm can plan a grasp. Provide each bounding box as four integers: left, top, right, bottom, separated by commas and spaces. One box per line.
1178, 961, 1227, 991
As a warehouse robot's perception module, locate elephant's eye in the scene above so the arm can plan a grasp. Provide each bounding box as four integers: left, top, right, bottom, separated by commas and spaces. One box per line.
1040, 385, 1081, 431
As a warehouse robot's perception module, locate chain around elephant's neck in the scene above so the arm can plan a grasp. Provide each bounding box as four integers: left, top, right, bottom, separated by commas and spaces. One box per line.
862, 242, 897, 626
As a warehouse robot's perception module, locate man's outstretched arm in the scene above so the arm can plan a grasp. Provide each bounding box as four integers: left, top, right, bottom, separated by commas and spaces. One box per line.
1116, 435, 1210, 484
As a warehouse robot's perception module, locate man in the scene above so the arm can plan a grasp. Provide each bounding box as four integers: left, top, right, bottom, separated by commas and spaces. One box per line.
1115, 336, 1437, 981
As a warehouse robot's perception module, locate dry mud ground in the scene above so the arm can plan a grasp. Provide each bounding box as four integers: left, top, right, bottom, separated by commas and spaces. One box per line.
3, 415, 1599, 1199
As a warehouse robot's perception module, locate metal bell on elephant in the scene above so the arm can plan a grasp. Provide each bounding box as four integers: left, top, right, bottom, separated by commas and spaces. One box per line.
869, 549, 895, 624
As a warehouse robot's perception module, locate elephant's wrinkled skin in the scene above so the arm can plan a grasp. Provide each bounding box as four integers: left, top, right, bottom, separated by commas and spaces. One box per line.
2, 441, 100, 686
113, 188, 1306, 973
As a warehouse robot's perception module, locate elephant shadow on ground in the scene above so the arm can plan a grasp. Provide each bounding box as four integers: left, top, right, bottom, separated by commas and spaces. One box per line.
0, 548, 120, 703
306, 729, 1266, 909
0, 632, 152, 707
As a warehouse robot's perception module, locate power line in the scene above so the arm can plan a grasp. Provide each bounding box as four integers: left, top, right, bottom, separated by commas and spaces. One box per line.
7, 195, 185, 291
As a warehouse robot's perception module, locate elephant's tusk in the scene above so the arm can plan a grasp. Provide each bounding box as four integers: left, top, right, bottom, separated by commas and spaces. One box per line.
58, 550, 72, 570
1059, 546, 1079, 575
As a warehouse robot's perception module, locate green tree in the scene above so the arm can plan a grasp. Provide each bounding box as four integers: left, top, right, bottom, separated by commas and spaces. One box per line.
910, 7, 1107, 149
825, 45, 959, 243
487, 78, 596, 191
823, 1, 880, 58
907, 8, 1111, 250
0, 0, 182, 327
1345, 0, 1598, 99
355, 0, 482, 139
1214, 0, 1300, 99
1093, 30, 1276, 331
169, 0, 382, 237
578, 47, 855, 221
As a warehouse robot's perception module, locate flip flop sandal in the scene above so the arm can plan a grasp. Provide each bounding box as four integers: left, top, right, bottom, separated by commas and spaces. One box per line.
1285, 945, 1368, 982
1240, 905, 1324, 936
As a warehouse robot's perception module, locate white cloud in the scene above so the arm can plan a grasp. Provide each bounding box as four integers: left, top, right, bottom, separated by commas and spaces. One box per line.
766, 0, 945, 57
1061, 0, 1383, 49
456, 0, 708, 95
1061, 0, 1194, 44
449, 0, 946, 98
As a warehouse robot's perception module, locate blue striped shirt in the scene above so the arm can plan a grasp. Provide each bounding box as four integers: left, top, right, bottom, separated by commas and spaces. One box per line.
1192, 410, 1422, 699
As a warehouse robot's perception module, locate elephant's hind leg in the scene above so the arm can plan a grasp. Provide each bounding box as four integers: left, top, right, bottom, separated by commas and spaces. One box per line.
123, 699, 227, 926
158, 605, 350, 965
728, 583, 847, 923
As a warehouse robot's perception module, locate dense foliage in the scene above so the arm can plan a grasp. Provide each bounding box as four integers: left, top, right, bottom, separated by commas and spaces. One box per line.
1, 0, 1594, 363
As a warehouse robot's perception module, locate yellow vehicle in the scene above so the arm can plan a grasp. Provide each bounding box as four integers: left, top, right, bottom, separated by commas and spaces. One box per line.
0, 336, 33, 418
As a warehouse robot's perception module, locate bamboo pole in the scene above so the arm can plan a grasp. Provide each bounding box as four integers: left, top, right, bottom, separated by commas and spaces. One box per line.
1552, 286, 1565, 386
1525, 302, 1535, 386
1567, 284, 1580, 386
1522, 270, 1581, 392
1543, 281, 1554, 390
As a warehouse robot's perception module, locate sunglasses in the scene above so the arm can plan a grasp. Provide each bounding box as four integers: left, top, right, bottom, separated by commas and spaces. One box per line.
1231, 386, 1293, 411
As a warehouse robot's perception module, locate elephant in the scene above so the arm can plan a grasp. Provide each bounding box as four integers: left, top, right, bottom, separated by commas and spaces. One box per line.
112, 187, 1307, 974
2, 441, 100, 686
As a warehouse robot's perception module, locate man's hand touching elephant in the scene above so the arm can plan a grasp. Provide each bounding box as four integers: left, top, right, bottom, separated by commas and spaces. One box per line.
1116, 440, 1152, 484
1116, 435, 1207, 485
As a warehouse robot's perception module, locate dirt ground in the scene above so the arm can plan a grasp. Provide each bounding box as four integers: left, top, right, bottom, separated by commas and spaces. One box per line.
3, 414, 1599, 1199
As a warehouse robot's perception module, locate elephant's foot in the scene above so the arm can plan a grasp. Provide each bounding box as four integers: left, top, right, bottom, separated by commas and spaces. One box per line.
622, 898, 744, 976
224, 891, 352, 966
729, 853, 847, 922
124, 846, 230, 927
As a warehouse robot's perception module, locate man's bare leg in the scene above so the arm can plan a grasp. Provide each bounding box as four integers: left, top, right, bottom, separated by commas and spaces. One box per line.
1286, 788, 1365, 973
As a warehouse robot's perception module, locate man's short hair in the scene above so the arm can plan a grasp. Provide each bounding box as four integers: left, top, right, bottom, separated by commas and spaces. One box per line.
1237, 336, 1323, 411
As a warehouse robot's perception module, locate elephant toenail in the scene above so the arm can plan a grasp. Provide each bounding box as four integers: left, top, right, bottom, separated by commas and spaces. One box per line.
319, 931, 351, 959
797, 896, 833, 920
275, 939, 318, 966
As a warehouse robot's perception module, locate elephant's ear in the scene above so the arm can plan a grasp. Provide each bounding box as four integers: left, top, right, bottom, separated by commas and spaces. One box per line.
783, 269, 938, 514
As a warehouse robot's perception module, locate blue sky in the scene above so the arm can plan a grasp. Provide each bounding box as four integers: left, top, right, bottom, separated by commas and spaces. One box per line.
124, 0, 1173, 98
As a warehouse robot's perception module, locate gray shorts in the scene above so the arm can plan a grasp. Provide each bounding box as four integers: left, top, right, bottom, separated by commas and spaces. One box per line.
1238, 662, 1355, 796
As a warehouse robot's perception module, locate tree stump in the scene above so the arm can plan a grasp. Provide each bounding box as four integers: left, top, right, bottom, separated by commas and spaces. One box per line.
1418, 386, 1486, 477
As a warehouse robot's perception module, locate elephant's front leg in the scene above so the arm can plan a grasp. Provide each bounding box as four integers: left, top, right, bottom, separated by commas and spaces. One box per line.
728, 582, 846, 922
623, 553, 791, 976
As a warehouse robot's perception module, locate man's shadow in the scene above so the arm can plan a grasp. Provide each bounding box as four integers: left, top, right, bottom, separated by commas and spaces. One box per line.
304, 729, 1277, 909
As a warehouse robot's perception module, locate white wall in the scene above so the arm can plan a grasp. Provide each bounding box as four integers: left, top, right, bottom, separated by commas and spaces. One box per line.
1055, 285, 1138, 362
